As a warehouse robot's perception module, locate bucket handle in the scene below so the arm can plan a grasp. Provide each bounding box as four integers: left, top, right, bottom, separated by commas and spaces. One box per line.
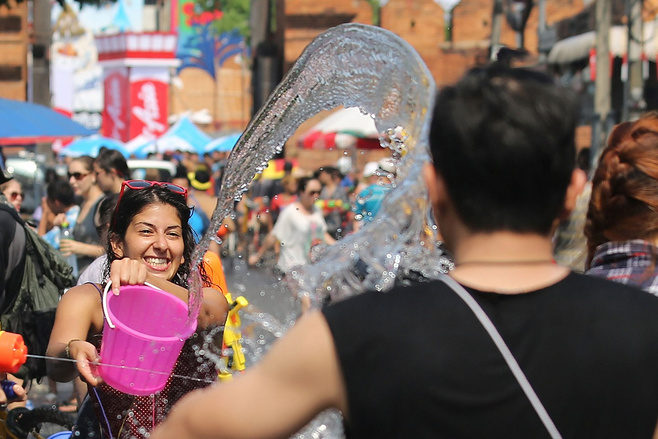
102, 280, 162, 329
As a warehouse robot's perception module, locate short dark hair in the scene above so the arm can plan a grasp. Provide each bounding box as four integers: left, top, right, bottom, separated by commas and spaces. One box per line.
429, 65, 579, 234
46, 180, 76, 207
95, 148, 129, 179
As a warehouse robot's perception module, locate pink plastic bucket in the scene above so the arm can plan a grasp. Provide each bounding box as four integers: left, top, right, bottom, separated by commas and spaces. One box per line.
99, 284, 197, 396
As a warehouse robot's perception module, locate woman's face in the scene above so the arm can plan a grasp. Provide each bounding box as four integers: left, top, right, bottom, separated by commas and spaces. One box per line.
300, 179, 322, 210
68, 160, 95, 198
284, 179, 298, 194
111, 202, 185, 282
2, 180, 23, 212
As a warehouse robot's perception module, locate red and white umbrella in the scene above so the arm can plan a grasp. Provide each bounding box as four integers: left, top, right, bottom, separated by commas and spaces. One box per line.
299, 107, 381, 150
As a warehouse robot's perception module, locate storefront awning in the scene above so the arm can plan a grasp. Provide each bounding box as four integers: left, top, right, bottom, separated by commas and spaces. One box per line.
548, 22, 658, 65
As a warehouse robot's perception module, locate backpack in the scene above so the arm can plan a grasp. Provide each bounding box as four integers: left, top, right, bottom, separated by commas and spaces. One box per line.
0, 203, 75, 382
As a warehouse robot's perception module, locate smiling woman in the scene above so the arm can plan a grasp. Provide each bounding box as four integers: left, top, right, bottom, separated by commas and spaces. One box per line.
45, 181, 229, 438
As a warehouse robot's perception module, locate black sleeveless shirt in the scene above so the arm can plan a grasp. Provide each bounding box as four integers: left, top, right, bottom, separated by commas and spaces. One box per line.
323, 272, 658, 438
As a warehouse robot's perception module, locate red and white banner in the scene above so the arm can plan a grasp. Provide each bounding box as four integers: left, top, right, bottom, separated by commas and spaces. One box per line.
102, 68, 130, 142
129, 78, 168, 141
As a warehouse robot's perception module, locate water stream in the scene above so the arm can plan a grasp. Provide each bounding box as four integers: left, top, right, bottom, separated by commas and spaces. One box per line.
181, 23, 455, 438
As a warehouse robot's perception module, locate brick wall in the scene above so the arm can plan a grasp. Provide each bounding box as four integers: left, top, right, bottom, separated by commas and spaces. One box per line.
0, 0, 27, 101
283, 0, 590, 161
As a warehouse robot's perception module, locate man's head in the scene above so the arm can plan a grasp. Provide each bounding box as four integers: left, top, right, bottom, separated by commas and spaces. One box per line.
46, 180, 76, 214
316, 166, 341, 186
426, 65, 583, 237
94, 148, 129, 194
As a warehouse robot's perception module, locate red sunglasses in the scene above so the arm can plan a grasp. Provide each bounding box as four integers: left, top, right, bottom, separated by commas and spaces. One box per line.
113, 180, 188, 226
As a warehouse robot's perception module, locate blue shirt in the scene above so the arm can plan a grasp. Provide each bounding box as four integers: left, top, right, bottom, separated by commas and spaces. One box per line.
353, 183, 393, 223
43, 205, 80, 249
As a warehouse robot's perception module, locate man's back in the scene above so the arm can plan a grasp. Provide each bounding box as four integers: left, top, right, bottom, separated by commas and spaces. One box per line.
323, 272, 658, 438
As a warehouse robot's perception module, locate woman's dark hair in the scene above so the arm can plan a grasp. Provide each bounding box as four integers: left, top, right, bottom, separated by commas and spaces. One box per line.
95, 148, 129, 179
297, 177, 318, 194
72, 155, 95, 172
585, 111, 658, 267
104, 184, 207, 287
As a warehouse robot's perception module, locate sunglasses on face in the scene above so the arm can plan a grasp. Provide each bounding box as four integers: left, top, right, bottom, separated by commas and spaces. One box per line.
8, 192, 23, 200
68, 172, 90, 181
307, 190, 321, 196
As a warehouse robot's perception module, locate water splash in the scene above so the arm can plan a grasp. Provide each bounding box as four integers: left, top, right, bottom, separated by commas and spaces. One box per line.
186, 23, 453, 438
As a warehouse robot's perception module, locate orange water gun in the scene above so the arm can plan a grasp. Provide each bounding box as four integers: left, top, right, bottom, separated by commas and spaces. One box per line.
0, 331, 27, 375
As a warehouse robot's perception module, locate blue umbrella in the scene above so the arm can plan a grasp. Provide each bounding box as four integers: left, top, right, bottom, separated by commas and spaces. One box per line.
205, 133, 241, 153
0, 98, 96, 145
59, 135, 129, 158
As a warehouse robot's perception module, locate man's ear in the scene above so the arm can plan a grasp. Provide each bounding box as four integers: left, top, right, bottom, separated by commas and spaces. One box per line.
559, 169, 588, 220
423, 162, 449, 214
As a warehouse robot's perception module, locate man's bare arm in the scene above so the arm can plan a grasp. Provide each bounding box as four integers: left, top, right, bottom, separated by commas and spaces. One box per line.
151, 311, 347, 439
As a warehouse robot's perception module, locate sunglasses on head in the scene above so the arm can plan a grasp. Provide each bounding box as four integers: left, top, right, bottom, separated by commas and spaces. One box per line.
113, 180, 188, 228
68, 172, 90, 181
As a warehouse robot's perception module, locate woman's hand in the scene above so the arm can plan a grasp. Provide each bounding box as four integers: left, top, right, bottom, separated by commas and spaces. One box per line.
59, 238, 81, 257
67, 340, 102, 386
52, 213, 67, 228
109, 259, 149, 295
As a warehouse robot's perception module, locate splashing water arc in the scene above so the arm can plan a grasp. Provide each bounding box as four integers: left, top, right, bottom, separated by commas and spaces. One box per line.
188, 23, 444, 321
181, 22, 448, 439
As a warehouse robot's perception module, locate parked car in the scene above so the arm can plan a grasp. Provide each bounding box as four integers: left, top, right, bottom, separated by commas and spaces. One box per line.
127, 159, 177, 182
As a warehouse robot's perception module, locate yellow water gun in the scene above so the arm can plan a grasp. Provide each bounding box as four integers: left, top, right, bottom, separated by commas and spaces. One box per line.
202, 251, 249, 382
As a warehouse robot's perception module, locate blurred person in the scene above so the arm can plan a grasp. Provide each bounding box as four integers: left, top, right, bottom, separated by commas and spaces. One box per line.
0, 179, 23, 213
75, 193, 119, 286
352, 158, 396, 231
316, 166, 350, 239
269, 175, 298, 224
33, 168, 63, 229
553, 148, 592, 272
585, 112, 658, 292
172, 166, 213, 242
41, 180, 80, 250
248, 177, 334, 274
187, 168, 217, 240
153, 65, 658, 439
60, 156, 105, 274
93, 149, 129, 194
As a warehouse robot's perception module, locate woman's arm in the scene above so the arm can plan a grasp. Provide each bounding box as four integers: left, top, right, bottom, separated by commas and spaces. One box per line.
46, 284, 103, 384
59, 239, 104, 258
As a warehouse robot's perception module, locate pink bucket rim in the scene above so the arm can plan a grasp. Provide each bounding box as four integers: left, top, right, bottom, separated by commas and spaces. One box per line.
104, 284, 197, 342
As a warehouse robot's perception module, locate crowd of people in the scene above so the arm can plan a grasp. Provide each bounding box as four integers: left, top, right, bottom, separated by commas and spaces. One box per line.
4, 61, 658, 438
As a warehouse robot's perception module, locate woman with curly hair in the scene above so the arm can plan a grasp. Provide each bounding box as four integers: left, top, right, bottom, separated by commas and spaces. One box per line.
46, 180, 229, 438
585, 111, 658, 294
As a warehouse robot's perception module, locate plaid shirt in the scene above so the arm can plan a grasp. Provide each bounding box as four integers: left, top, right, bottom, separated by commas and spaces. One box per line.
586, 240, 658, 297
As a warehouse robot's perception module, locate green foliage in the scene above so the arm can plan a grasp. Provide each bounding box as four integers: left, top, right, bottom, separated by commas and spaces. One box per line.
195, 0, 250, 40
